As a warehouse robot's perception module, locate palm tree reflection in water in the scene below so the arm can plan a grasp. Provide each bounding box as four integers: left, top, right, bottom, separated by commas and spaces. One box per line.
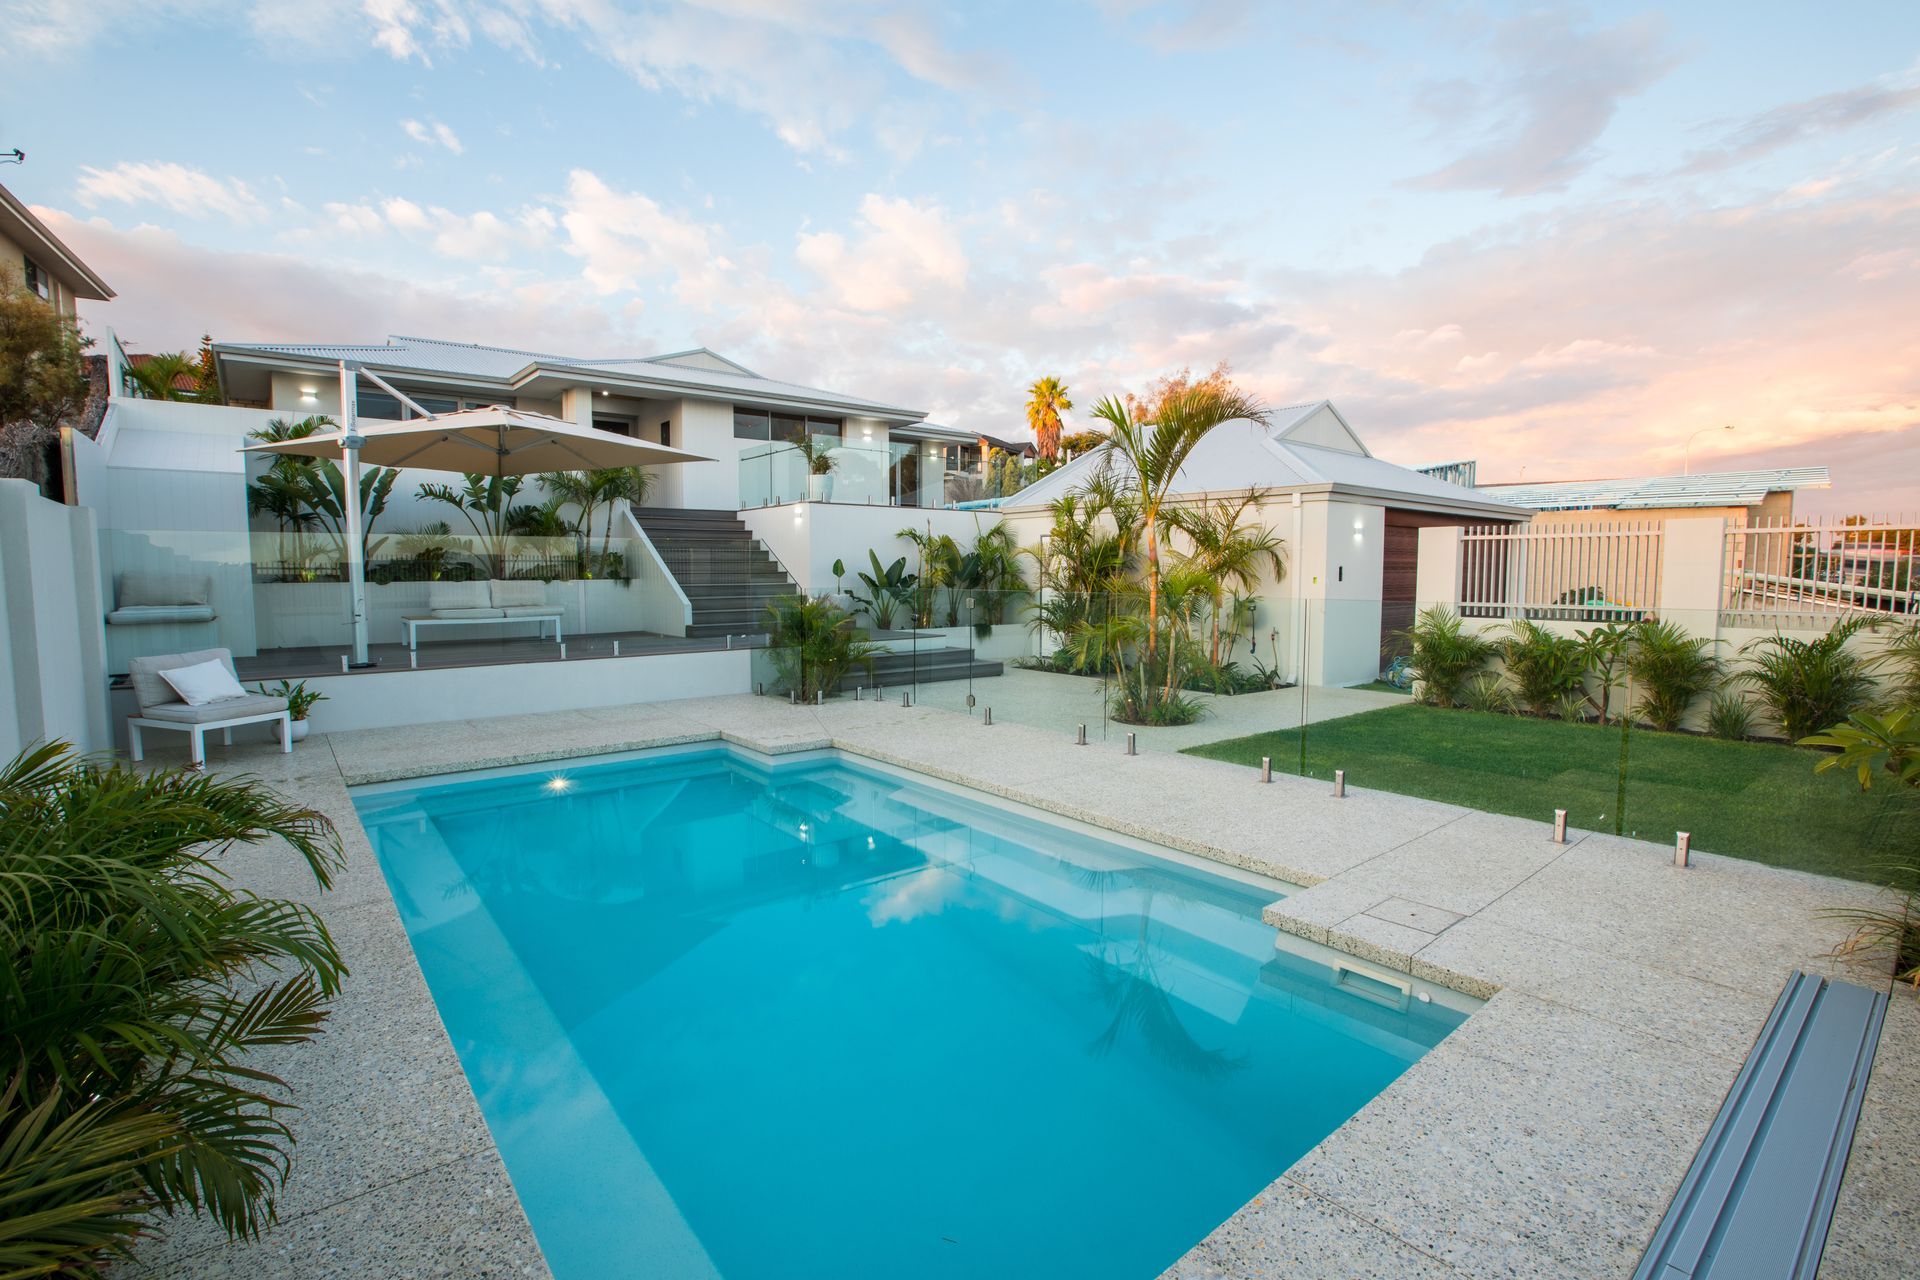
1070, 864, 1248, 1079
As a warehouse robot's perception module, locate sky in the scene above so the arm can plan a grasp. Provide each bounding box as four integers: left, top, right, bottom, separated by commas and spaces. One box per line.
3, 0, 1917, 513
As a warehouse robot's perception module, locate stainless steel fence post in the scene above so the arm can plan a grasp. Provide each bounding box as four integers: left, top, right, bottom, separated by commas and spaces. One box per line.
1553, 809, 1568, 843
1675, 832, 1691, 868
1333, 769, 1346, 798
1260, 756, 1272, 783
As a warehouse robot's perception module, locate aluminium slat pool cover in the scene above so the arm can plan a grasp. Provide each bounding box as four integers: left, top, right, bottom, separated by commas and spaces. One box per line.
1635, 969, 1889, 1280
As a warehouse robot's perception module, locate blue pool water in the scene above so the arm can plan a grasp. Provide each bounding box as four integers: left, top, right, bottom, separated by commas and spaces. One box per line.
355, 747, 1467, 1280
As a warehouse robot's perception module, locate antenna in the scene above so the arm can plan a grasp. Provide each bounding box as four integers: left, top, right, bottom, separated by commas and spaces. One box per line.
0, 149, 23, 165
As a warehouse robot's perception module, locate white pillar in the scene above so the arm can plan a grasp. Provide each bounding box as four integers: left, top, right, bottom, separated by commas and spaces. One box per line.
1415, 525, 1464, 611
1657, 516, 1727, 641
339, 360, 370, 666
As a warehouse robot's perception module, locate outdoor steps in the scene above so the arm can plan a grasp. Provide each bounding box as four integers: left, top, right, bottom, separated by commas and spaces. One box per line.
632, 506, 798, 639
860, 647, 1003, 687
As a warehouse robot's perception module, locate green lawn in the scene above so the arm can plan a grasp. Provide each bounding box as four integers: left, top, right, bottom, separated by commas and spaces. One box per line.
1184, 703, 1917, 882
1349, 680, 1411, 696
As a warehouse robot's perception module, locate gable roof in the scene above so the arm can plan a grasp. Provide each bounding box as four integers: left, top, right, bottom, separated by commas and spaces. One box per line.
0, 182, 114, 300
1479, 467, 1831, 511
1002, 400, 1528, 519
212, 334, 923, 420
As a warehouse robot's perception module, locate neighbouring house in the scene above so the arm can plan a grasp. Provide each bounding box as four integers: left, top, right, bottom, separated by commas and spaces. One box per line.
0, 179, 114, 317
1468, 466, 1831, 529
997, 401, 1531, 685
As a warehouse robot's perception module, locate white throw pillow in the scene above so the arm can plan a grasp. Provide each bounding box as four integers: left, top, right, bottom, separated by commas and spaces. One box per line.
159, 658, 249, 707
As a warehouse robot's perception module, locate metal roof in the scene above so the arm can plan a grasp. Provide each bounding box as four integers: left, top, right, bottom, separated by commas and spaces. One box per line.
1478, 467, 1830, 511
1002, 401, 1531, 519
213, 334, 923, 419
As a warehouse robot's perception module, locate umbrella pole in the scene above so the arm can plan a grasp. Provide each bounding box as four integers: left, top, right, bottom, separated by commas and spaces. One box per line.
339, 360, 373, 667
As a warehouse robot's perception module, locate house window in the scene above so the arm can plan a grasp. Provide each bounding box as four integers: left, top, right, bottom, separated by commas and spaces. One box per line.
733, 410, 771, 440
22, 256, 49, 300
356, 390, 405, 422
355, 386, 508, 420
593, 417, 633, 436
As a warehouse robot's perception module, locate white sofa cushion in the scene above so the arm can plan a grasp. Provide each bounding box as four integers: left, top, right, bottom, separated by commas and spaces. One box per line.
128, 648, 236, 713
428, 580, 491, 611
425, 607, 505, 620
159, 658, 250, 707
143, 692, 288, 725
490, 579, 548, 608
107, 605, 218, 626
119, 573, 212, 608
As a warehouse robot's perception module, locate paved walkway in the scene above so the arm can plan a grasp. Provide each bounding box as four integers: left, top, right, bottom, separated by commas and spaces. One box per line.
905, 666, 1406, 751
118, 694, 1912, 1280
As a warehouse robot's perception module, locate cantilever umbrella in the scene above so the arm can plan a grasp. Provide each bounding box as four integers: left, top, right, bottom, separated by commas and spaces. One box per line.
243, 366, 711, 666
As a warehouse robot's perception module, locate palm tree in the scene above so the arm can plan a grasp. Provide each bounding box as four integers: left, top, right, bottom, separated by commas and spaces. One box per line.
418, 474, 528, 577
543, 468, 654, 574
0, 742, 343, 1269
1025, 376, 1072, 462
1167, 490, 1286, 664
1088, 380, 1267, 652
128, 352, 215, 403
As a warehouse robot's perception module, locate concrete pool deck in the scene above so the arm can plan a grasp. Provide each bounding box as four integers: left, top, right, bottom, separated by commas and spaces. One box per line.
119, 693, 1915, 1280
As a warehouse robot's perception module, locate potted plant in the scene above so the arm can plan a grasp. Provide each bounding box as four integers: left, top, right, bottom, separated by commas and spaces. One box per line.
791, 428, 837, 501
257, 678, 327, 743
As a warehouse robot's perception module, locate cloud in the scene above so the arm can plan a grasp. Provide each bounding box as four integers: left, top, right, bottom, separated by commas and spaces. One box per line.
363, 0, 468, 64
795, 195, 968, 311
45, 209, 625, 354
1676, 73, 1920, 175
401, 117, 464, 153
1409, 12, 1677, 197
556, 170, 723, 298
73, 161, 268, 225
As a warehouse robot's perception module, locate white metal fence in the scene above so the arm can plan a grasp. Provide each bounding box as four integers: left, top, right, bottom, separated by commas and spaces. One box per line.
1723, 515, 1918, 622
1460, 522, 1662, 621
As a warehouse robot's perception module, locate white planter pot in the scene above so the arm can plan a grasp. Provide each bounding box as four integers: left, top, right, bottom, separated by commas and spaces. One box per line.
809, 473, 834, 502
279, 719, 311, 745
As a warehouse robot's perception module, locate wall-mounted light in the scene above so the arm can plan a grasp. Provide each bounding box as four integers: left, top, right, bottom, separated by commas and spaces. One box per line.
598, 389, 609, 397
299, 386, 317, 401
545, 775, 572, 793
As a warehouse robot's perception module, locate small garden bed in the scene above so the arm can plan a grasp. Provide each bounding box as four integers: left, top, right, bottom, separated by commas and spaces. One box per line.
1184, 703, 1917, 880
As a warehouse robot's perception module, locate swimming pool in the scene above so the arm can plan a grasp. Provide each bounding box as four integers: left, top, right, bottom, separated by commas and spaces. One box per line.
354, 746, 1470, 1280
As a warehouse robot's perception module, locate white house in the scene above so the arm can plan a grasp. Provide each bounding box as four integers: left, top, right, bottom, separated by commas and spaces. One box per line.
997, 401, 1531, 686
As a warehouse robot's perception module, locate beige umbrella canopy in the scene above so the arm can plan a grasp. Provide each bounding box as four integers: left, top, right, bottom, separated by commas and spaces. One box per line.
247, 405, 711, 472
243, 393, 712, 666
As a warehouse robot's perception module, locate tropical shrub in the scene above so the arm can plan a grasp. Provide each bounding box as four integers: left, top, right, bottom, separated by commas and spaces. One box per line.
764, 595, 880, 701
1575, 623, 1633, 723
1881, 620, 1920, 709
1804, 708, 1920, 984
1460, 672, 1515, 715
1167, 490, 1286, 666
1739, 618, 1879, 741
848, 550, 916, 630
1628, 620, 1722, 732
1400, 607, 1495, 707
0, 742, 344, 1271
1556, 691, 1588, 723
1499, 620, 1587, 716
1706, 690, 1756, 741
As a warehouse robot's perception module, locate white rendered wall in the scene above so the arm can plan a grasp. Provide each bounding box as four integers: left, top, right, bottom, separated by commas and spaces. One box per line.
0, 479, 111, 758
741, 502, 1009, 590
